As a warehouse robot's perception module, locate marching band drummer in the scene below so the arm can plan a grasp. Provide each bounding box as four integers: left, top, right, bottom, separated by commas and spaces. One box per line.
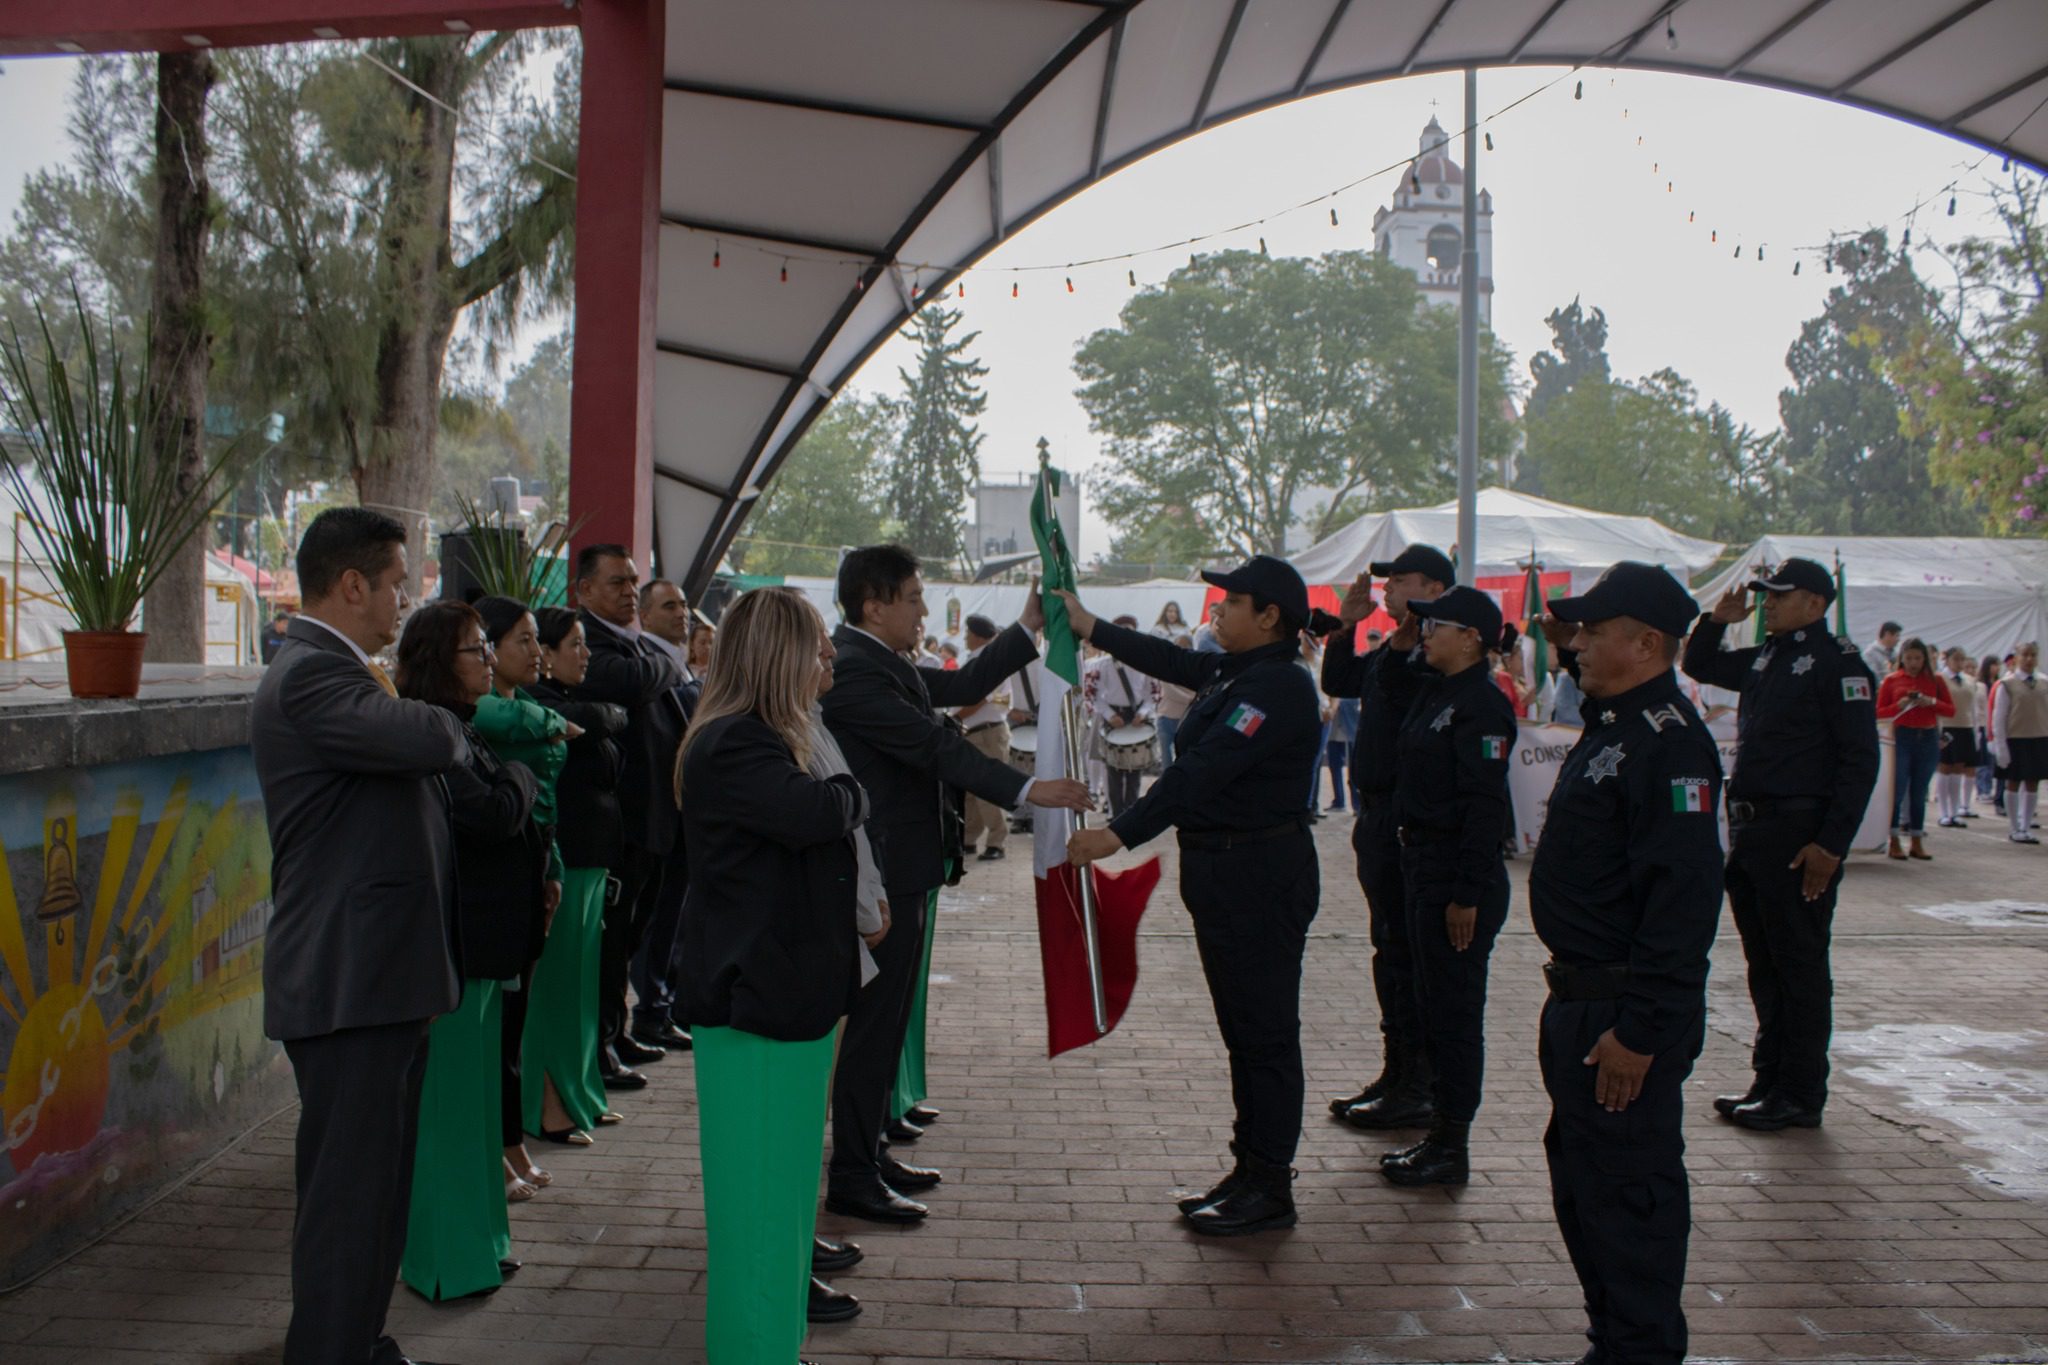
1058, 556, 1331, 1237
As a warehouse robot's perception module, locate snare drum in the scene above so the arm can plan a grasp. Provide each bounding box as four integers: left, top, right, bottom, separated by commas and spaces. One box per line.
1007, 725, 1039, 768
1105, 723, 1159, 772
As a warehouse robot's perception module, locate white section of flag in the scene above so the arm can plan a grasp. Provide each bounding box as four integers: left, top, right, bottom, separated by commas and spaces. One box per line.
1032, 667, 1075, 879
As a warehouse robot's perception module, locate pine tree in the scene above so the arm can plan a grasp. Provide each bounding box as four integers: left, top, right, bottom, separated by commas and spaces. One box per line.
888, 306, 986, 566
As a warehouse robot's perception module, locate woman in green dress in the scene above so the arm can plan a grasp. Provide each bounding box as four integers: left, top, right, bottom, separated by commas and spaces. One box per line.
472, 597, 578, 1198
525, 608, 629, 1146
394, 601, 548, 1301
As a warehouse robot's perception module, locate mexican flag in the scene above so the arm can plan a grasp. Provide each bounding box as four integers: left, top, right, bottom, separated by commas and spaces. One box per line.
1028, 460, 1158, 1058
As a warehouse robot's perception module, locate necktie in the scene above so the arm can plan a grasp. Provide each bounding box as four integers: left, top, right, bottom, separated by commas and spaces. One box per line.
367, 661, 399, 697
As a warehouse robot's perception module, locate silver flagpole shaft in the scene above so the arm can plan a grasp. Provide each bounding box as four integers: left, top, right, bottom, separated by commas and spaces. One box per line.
1062, 687, 1110, 1035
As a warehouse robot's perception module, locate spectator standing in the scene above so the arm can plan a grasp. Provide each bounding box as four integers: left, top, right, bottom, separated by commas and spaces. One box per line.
1937, 647, 1983, 826
1156, 635, 1197, 762
569, 545, 685, 1088
687, 621, 717, 675
1979, 655, 2006, 814
260, 610, 293, 663
954, 614, 1015, 862
393, 601, 545, 1302
1327, 694, 1359, 812
629, 579, 700, 1055
1876, 638, 1953, 861
1990, 641, 2046, 844
1150, 600, 1188, 639
251, 508, 469, 1364
1863, 621, 1902, 678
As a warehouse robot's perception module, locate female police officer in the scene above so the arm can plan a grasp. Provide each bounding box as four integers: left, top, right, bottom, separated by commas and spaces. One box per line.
1380, 585, 1516, 1187
1059, 556, 1327, 1236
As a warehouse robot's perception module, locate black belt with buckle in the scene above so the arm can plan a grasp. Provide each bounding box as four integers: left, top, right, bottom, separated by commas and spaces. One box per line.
1726, 796, 1826, 825
1543, 959, 1631, 1002
964, 721, 1007, 737
1177, 820, 1305, 851
1397, 824, 1457, 847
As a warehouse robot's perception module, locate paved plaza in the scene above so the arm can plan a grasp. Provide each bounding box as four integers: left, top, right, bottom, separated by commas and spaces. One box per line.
3, 813, 2046, 1364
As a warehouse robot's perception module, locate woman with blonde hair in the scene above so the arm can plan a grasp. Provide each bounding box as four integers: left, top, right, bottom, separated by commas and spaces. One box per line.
675, 588, 872, 1361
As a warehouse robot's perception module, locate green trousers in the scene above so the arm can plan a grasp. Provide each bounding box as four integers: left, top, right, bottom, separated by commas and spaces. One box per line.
693, 1024, 835, 1364
522, 865, 609, 1133
401, 978, 508, 1300
890, 880, 943, 1120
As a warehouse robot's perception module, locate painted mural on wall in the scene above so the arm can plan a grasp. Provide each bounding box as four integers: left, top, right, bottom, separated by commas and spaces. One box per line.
0, 748, 289, 1286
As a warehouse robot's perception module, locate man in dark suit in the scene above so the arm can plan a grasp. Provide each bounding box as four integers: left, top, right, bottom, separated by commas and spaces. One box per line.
629, 577, 699, 1051
569, 545, 686, 1087
252, 507, 470, 1365
821, 545, 1092, 1222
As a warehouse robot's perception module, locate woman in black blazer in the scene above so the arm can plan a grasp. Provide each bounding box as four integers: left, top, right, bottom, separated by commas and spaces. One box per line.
675, 587, 869, 1365
523, 609, 632, 1144
392, 601, 544, 1302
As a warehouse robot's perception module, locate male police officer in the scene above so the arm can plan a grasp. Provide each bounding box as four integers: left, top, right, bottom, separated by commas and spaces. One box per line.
1320, 544, 1454, 1130
1536, 563, 1726, 1365
1061, 556, 1326, 1235
1682, 557, 1879, 1131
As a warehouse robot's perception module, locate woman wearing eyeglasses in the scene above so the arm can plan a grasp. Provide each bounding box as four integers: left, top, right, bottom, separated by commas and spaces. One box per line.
393, 601, 547, 1301
1379, 586, 1516, 1188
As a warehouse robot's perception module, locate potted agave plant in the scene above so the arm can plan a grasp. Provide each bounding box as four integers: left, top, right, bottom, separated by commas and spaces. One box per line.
446, 491, 581, 605
0, 292, 258, 698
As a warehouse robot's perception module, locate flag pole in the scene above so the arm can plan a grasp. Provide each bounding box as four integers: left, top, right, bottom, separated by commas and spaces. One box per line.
1039, 449, 1108, 1036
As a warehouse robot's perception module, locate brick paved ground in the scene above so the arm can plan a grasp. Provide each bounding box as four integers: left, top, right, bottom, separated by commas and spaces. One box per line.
4, 813, 2047, 1364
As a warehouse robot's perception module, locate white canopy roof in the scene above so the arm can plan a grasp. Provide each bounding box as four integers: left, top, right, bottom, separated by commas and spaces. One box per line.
653, 0, 2048, 592
1287, 486, 1724, 585
1693, 534, 2048, 660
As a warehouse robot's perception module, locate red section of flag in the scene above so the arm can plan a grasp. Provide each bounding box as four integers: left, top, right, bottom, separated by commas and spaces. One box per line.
1033, 858, 1161, 1058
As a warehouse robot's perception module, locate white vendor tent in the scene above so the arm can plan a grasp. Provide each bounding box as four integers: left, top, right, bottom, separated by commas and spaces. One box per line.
1289, 487, 1726, 589
1693, 535, 2048, 661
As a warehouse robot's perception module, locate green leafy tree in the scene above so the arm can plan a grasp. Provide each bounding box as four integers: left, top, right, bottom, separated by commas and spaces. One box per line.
738, 395, 896, 576
1894, 178, 2048, 533
1076, 249, 1511, 557
1525, 295, 1610, 423
887, 305, 985, 565
1523, 369, 1741, 538
1777, 231, 1974, 534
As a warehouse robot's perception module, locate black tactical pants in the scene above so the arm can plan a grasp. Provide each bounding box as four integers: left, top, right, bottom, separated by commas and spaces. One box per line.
1352, 799, 1423, 1058
1401, 844, 1509, 1123
1726, 811, 1841, 1106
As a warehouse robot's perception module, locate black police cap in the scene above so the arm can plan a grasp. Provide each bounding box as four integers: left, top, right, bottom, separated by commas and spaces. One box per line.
1748, 556, 1837, 605
1548, 561, 1700, 638
1408, 585, 1503, 647
1203, 554, 1310, 624
1367, 544, 1457, 587
963, 614, 999, 639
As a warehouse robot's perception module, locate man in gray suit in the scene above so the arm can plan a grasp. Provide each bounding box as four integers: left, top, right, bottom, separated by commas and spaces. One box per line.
252, 508, 470, 1365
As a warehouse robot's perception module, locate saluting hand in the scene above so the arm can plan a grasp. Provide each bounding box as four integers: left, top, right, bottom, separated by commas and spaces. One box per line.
1789, 843, 1841, 901
1538, 614, 1577, 652
1584, 1029, 1652, 1112
1339, 574, 1375, 625
1445, 902, 1476, 951
1709, 586, 1751, 625
1068, 827, 1123, 866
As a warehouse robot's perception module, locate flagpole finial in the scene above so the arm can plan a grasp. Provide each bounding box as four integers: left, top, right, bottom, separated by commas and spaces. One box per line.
1036, 435, 1051, 465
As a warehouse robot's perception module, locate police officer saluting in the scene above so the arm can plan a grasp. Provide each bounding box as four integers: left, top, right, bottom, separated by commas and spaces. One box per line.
1534, 563, 1727, 1365
1059, 556, 1327, 1236
1682, 558, 1878, 1131
1380, 585, 1517, 1187
1321, 545, 1454, 1130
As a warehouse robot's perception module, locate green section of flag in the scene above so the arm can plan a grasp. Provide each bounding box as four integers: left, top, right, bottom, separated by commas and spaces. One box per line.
1030, 462, 1082, 686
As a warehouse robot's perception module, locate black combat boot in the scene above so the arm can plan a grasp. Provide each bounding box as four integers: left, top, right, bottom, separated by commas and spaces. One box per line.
1380, 1117, 1469, 1187
1176, 1142, 1245, 1216
1182, 1146, 1297, 1236
1344, 1041, 1435, 1130
1328, 1044, 1397, 1116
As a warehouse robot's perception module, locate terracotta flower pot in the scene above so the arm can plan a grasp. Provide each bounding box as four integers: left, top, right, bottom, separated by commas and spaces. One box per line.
62, 630, 148, 699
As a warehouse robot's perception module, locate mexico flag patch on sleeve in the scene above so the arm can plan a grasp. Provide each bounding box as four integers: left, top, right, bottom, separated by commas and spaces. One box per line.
1225, 703, 1265, 736
1481, 735, 1507, 760
1842, 677, 1871, 702
1670, 779, 1709, 813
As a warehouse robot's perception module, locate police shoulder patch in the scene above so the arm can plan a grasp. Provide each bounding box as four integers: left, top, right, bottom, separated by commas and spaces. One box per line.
1480, 734, 1508, 760
1668, 777, 1710, 813
1642, 702, 1687, 732
1841, 676, 1872, 702
1225, 702, 1266, 736
1839, 636, 1860, 655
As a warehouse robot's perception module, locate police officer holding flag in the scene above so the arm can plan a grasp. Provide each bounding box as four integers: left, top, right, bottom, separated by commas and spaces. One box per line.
1058, 556, 1330, 1237
1682, 557, 1878, 1132
1534, 563, 1727, 1365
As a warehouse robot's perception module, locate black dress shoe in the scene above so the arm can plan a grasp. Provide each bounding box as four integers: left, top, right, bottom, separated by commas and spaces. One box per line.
807, 1275, 861, 1323
825, 1179, 928, 1223
977, 846, 1005, 861
1342, 1091, 1434, 1131
905, 1103, 940, 1124
813, 1235, 863, 1273
885, 1115, 924, 1143
1713, 1085, 1765, 1119
632, 1020, 692, 1051
600, 1065, 646, 1092
497, 1258, 521, 1277
613, 1035, 665, 1065
1730, 1094, 1824, 1131
880, 1154, 942, 1192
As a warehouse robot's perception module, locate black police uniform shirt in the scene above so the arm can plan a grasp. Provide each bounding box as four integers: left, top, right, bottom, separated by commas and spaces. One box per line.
1681, 617, 1880, 857
1530, 673, 1725, 1056
1087, 619, 1321, 848
1388, 659, 1515, 907
1322, 631, 1432, 800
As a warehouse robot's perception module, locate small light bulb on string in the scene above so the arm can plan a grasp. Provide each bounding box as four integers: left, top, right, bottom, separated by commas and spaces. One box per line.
1330, 208, 1339, 226
1710, 228, 1716, 242
1667, 181, 1673, 193
1825, 255, 1833, 274
1793, 261, 1801, 276
1665, 18, 1677, 50
1410, 170, 1421, 193
958, 281, 965, 298
1757, 245, 1765, 262
1733, 244, 1741, 258
1011, 282, 1019, 298
1065, 275, 1075, 293
1948, 195, 1957, 216
1574, 80, 1582, 99
780, 262, 789, 283
1258, 237, 1269, 255
712, 241, 721, 269
1636, 135, 1643, 146
2003, 157, 2013, 172
1128, 269, 1137, 286
1484, 132, 1493, 151
1902, 227, 1911, 247
1688, 210, 1695, 222
1623, 107, 1629, 119
1652, 162, 1658, 173
1190, 253, 1198, 268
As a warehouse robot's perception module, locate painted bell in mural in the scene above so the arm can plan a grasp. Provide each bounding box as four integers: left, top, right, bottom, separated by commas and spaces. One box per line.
36, 817, 84, 946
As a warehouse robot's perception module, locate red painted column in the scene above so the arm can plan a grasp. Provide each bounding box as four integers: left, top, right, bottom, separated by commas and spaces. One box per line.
568, 0, 663, 573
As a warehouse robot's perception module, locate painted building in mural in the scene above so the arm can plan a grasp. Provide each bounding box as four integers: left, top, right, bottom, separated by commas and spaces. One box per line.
0, 748, 289, 1284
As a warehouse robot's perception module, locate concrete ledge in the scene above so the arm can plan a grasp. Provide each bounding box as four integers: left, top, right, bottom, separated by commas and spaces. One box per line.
0, 664, 262, 776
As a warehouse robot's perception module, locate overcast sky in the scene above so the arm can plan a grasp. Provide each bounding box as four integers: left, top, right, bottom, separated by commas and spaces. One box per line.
0, 52, 2026, 558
